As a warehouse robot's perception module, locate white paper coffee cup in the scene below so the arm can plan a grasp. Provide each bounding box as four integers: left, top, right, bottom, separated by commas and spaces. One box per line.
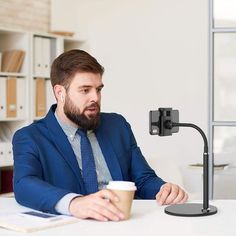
106, 181, 137, 220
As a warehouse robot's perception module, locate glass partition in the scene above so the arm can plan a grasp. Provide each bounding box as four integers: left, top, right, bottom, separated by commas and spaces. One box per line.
214, 126, 236, 165
214, 33, 236, 121
210, 0, 236, 199
214, 0, 236, 27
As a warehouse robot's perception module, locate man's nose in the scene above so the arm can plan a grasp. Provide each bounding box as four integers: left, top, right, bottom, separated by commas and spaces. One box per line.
90, 90, 100, 102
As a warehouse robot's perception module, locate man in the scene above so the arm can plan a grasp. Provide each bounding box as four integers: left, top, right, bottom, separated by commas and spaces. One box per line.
13, 49, 188, 222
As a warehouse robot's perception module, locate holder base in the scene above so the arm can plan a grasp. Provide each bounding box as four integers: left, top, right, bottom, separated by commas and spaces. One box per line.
165, 203, 217, 217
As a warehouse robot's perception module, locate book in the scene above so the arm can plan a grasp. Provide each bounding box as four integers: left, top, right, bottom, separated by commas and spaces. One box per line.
2, 50, 25, 73
14, 50, 25, 72
0, 77, 7, 119
0, 210, 78, 233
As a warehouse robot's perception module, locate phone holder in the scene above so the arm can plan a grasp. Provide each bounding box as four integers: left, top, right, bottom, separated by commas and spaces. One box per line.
149, 108, 217, 217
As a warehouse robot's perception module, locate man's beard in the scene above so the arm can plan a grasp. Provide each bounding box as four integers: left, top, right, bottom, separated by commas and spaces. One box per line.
64, 96, 100, 130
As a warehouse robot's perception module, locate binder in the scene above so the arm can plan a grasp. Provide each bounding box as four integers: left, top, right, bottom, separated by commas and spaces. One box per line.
46, 79, 56, 111
0, 142, 13, 167
34, 37, 43, 76
6, 77, 17, 118
0, 77, 7, 119
16, 78, 26, 118
34, 37, 51, 78
0, 123, 13, 166
5, 142, 13, 166
35, 78, 46, 117
42, 38, 51, 78
0, 142, 6, 167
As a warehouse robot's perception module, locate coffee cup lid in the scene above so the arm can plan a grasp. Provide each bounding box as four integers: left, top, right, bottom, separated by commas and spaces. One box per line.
106, 181, 137, 191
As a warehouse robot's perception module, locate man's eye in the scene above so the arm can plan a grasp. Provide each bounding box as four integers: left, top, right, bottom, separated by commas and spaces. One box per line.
97, 87, 102, 93
81, 89, 89, 93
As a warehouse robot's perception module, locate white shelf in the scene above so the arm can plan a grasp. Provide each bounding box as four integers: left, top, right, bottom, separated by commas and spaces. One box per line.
0, 27, 83, 193
0, 118, 26, 122
0, 192, 14, 197
0, 72, 27, 77
33, 75, 50, 79
0, 28, 82, 146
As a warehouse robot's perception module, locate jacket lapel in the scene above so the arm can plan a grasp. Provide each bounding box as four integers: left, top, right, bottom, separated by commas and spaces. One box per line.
45, 105, 85, 193
44, 106, 123, 190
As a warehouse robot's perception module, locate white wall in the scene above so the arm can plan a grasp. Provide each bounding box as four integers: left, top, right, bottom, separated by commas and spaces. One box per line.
52, 0, 208, 195
51, 0, 78, 33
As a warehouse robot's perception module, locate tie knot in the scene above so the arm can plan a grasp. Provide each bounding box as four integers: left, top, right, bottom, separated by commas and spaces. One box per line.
77, 128, 87, 137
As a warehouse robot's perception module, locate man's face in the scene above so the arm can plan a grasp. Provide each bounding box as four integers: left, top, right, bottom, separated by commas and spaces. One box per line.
63, 72, 104, 130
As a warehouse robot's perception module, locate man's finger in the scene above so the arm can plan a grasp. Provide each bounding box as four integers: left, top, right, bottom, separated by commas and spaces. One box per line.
179, 192, 188, 204
164, 185, 179, 205
92, 202, 121, 221
96, 190, 125, 220
98, 189, 119, 202
156, 183, 171, 205
156, 183, 189, 205
88, 208, 109, 221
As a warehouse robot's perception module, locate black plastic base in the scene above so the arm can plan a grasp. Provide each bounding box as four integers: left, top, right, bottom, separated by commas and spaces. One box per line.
165, 203, 217, 217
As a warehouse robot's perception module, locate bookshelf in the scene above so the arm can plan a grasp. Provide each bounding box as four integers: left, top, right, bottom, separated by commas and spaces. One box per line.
0, 28, 83, 194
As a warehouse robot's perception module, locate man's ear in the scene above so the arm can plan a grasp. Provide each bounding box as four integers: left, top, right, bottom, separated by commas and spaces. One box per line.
54, 85, 65, 103
60, 93, 64, 103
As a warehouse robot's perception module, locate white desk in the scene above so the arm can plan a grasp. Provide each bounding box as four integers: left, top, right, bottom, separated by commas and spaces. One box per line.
0, 197, 235, 235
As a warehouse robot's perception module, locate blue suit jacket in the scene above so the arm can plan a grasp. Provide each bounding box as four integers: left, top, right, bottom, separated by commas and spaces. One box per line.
13, 105, 165, 214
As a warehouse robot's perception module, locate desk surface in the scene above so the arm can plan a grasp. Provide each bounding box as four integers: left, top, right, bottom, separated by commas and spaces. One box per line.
0, 197, 235, 236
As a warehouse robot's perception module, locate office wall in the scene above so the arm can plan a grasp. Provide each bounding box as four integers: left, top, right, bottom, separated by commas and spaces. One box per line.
52, 0, 208, 193
51, 0, 77, 33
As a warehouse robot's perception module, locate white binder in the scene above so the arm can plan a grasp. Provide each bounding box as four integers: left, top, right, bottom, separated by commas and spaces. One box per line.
0, 124, 13, 166
34, 37, 51, 78
0, 142, 12, 167
5, 142, 13, 166
42, 38, 51, 78
0, 77, 6, 119
17, 78, 26, 119
33, 37, 43, 76
0, 142, 6, 167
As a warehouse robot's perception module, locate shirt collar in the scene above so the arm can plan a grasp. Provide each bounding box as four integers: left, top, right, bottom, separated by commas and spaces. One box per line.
54, 112, 94, 139
54, 112, 78, 141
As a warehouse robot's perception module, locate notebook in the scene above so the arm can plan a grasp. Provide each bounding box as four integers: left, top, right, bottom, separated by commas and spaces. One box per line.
0, 210, 78, 233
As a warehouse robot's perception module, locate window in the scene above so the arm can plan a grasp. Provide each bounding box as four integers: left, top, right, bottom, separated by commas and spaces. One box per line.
209, 0, 236, 199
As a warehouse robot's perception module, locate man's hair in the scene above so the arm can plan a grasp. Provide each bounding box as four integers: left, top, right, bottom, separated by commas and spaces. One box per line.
50, 49, 104, 89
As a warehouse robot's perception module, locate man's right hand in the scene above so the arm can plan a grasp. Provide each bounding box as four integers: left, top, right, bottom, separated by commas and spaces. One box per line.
69, 189, 125, 221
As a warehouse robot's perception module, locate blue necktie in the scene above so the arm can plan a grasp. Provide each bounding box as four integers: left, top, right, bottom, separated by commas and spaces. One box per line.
77, 129, 98, 194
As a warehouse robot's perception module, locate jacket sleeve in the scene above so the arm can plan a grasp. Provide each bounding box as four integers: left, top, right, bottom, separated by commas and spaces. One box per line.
12, 128, 70, 214
123, 117, 166, 199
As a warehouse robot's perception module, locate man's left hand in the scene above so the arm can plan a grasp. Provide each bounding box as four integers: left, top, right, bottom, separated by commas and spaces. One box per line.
156, 183, 188, 205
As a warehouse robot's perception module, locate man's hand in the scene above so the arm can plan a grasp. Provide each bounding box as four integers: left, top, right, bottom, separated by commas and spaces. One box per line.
69, 189, 125, 221
156, 183, 188, 205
